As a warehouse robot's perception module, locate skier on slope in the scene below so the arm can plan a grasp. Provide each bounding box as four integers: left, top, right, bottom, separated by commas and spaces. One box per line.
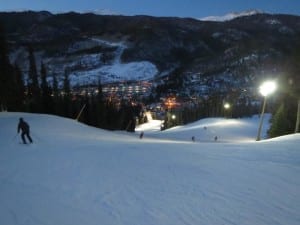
18, 117, 33, 144
139, 131, 144, 139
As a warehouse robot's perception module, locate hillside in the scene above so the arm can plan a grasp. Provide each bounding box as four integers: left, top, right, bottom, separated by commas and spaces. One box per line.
1, 112, 300, 225
1, 11, 300, 95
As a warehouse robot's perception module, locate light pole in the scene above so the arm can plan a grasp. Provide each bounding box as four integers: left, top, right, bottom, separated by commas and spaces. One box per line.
224, 103, 231, 118
256, 81, 276, 141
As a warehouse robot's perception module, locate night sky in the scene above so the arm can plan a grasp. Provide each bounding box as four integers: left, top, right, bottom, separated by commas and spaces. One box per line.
0, 0, 300, 18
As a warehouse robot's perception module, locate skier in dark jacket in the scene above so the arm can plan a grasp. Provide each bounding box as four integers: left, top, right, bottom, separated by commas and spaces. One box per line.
18, 117, 33, 144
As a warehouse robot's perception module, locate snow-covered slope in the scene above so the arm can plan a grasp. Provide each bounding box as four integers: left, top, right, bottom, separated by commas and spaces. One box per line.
70, 60, 158, 85
11, 38, 158, 87
200, 9, 263, 22
136, 114, 271, 142
68, 39, 158, 85
1, 112, 300, 225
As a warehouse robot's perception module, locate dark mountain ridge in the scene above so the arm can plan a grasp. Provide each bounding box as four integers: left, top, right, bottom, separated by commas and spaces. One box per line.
1, 11, 300, 97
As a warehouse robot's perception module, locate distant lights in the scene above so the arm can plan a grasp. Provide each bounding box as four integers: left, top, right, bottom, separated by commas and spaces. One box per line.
224, 103, 230, 109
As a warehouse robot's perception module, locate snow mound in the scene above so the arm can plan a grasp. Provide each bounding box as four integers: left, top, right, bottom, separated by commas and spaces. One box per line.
136, 115, 271, 142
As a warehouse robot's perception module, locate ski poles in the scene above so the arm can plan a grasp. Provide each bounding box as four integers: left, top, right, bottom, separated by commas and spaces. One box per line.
8, 133, 19, 147
11, 133, 18, 142
30, 131, 40, 143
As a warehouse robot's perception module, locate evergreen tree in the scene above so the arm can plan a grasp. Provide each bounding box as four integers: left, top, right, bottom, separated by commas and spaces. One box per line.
271, 46, 300, 135
287, 51, 300, 133
295, 99, 300, 133
95, 79, 105, 128
63, 71, 70, 96
40, 62, 54, 113
0, 23, 15, 111
12, 64, 26, 111
62, 71, 71, 117
27, 46, 41, 112
52, 73, 59, 98
51, 73, 61, 115
268, 103, 291, 138
105, 99, 119, 130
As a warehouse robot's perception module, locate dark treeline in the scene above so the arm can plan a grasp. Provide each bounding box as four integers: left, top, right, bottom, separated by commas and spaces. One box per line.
0, 24, 140, 132
268, 48, 300, 137
161, 98, 261, 130
0, 23, 26, 112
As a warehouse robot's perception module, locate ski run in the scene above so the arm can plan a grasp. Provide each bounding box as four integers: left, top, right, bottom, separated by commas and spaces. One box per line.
0, 112, 300, 225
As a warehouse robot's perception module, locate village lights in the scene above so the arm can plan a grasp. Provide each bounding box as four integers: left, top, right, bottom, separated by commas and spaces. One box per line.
171, 114, 176, 120
165, 97, 177, 109
256, 80, 277, 141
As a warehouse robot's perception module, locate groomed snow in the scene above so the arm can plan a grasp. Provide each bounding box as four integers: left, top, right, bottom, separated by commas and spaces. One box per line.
136, 115, 272, 142
68, 39, 158, 85
71, 60, 158, 85
0, 112, 299, 225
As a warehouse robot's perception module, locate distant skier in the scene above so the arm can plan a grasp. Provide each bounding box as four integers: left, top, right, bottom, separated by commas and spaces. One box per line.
139, 131, 144, 139
18, 117, 33, 144
214, 136, 218, 142
191, 136, 195, 142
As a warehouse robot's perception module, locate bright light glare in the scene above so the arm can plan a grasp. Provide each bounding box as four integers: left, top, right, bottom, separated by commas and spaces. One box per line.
259, 81, 276, 97
224, 103, 230, 109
